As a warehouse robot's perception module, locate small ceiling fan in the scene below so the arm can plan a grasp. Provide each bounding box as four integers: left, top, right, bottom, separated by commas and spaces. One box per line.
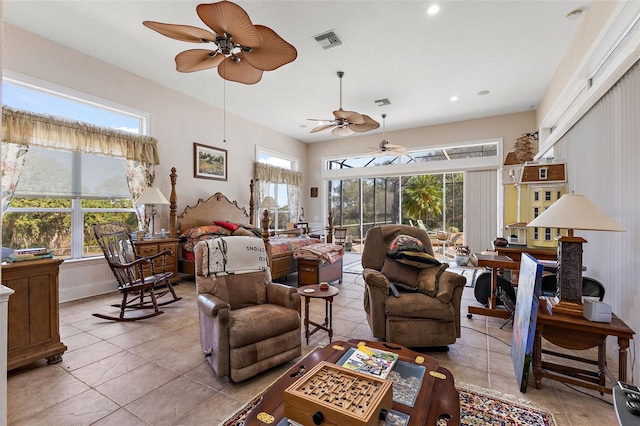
370, 114, 408, 157
308, 71, 379, 136
143, 0, 297, 85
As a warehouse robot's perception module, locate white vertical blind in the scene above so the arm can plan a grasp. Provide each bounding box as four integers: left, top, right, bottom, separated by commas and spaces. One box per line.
464, 169, 498, 253
555, 59, 640, 381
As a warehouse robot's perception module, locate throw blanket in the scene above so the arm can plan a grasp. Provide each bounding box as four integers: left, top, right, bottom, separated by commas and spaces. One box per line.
293, 243, 344, 264
201, 236, 268, 276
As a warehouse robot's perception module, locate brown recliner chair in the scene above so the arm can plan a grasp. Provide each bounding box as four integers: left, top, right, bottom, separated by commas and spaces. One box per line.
362, 225, 466, 348
195, 240, 302, 382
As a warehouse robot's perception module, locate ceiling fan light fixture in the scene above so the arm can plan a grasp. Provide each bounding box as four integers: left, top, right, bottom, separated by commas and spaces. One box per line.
307, 71, 379, 135
143, 0, 296, 85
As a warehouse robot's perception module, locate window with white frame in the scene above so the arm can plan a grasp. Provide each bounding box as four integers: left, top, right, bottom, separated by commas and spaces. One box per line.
534, 191, 539, 201
545, 191, 552, 201
255, 148, 301, 230
544, 228, 552, 241
1, 79, 147, 259
533, 207, 539, 218
533, 228, 539, 240
539, 168, 548, 179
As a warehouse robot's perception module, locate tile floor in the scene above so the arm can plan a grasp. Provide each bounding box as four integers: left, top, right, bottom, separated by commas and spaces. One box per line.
7, 263, 619, 425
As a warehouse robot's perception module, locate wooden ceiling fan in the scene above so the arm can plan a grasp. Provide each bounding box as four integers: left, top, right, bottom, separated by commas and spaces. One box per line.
308, 71, 379, 136
370, 114, 408, 157
143, 1, 297, 85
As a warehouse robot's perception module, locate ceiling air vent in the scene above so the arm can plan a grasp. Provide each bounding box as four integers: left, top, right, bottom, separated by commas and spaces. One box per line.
314, 30, 343, 50
375, 98, 391, 106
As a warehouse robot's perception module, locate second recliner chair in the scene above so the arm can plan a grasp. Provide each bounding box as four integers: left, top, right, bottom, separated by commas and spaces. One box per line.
361, 225, 466, 348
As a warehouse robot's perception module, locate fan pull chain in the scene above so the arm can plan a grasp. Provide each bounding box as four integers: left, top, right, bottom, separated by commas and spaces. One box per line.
223, 75, 227, 143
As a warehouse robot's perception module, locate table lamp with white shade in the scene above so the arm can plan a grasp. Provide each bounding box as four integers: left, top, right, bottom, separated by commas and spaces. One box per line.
136, 186, 170, 237
527, 193, 624, 316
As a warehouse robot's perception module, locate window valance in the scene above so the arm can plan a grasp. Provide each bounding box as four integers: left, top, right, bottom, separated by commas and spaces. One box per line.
254, 162, 303, 186
2, 106, 160, 165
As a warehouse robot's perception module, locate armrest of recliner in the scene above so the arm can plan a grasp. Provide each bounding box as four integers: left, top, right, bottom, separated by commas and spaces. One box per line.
362, 268, 391, 339
266, 282, 301, 314
197, 293, 230, 317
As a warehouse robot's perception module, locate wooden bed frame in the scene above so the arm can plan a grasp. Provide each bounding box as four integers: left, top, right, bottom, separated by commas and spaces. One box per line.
167, 167, 334, 280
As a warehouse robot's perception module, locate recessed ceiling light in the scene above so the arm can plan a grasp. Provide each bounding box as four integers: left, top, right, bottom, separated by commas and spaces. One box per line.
450, 96, 458, 102
427, 4, 440, 16
478, 90, 490, 96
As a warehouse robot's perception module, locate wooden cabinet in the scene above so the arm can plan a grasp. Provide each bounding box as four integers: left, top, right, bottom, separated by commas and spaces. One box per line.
134, 238, 180, 283
3, 258, 67, 370
298, 257, 343, 286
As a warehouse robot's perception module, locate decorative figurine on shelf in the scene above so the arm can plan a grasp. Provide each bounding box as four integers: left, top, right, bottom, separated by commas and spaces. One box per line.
299, 207, 305, 222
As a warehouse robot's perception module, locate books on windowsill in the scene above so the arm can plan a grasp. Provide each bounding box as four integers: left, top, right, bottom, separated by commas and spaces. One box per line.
340, 345, 399, 379
5, 248, 53, 263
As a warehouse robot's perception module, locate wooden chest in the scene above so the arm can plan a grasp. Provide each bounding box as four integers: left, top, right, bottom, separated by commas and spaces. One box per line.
298, 256, 343, 286
284, 361, 393, 426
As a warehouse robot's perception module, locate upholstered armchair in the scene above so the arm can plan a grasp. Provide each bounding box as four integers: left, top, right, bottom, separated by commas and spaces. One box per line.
362, 225, 466, 348
195, 240, 302, 382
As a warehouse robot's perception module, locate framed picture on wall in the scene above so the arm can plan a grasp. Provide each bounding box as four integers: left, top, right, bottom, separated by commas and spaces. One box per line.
194, 143, 227, 181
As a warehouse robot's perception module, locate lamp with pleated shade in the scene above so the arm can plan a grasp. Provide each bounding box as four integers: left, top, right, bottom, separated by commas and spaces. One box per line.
136, 187, 170, 237
527, 193, 624, 315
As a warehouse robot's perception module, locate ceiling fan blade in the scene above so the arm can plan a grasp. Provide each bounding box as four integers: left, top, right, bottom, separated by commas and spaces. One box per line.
392, 146, 409, 154
373, 150, 386, 158
143, 21, 218, 43
307, 118, 334, 122
332, 125, 354, 137
310, 123, 336, 133
333, 110, 364, 125
175, 49, 225, 72
384, 143, 404, 149
197, 1, 263, 48
218, 54, 263, 84
350, 115, 380, 133
242, 25, 297, 71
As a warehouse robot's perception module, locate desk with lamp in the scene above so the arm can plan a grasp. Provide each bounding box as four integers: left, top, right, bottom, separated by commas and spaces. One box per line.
134, 186, 181, 283
526, 193, 634, 394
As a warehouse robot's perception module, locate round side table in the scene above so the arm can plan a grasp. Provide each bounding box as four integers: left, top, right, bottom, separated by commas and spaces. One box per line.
297, 284, 340, 344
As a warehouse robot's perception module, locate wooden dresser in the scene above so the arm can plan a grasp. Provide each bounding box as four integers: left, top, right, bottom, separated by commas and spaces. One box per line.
3, 258, 67, 370
134, 237, 180, 283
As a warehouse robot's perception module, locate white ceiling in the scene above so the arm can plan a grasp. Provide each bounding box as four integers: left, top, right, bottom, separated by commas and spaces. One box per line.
3, 1, 590, 144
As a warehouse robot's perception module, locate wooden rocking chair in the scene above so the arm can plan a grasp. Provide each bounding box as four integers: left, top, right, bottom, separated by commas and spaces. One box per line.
93, 222, 181, 321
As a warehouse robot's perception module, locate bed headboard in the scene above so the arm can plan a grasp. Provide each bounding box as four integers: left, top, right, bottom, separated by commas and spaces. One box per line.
169, 167, 251, 235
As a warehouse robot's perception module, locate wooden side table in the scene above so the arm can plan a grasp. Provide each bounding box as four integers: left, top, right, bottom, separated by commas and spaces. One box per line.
533, 311, 635, 394
297, 284, 339, 344
134, 237, 180, 283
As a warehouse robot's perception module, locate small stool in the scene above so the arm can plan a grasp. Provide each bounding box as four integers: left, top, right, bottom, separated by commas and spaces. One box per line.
297, 284, 340, 344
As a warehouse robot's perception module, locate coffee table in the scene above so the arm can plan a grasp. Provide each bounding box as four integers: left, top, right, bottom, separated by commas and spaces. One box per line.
242, 339, 460, 426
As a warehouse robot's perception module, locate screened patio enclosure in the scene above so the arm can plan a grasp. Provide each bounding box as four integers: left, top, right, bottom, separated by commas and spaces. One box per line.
327, 172, 464, 257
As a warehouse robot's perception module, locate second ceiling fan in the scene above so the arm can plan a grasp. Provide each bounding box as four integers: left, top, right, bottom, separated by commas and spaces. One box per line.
371, 114, 408, 157
309, 71, 379, 136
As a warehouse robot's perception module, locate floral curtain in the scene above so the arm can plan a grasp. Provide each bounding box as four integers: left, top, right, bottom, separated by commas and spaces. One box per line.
1, 142, 29, 212
254, 162, 304, 224
125, 160, 155, 230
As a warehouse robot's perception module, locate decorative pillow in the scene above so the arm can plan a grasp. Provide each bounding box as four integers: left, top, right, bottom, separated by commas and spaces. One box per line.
416, 263, 449, 298
212, 271, 268, 310
180, 225, 230, 240
180, 225, 231, 251
380, 258, 419, 290
214, 220, 240, 232
388, 234, 426, 255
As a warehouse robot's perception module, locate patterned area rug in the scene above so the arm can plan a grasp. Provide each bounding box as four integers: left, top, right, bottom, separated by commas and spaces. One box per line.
220, 381, 556, 426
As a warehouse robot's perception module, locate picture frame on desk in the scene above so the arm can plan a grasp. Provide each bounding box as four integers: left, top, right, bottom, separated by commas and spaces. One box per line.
511, 253, 543, 393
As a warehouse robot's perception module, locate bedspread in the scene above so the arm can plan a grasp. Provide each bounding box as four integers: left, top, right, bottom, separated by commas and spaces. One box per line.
267, 236, 321, 255
293, 243, 344, 264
